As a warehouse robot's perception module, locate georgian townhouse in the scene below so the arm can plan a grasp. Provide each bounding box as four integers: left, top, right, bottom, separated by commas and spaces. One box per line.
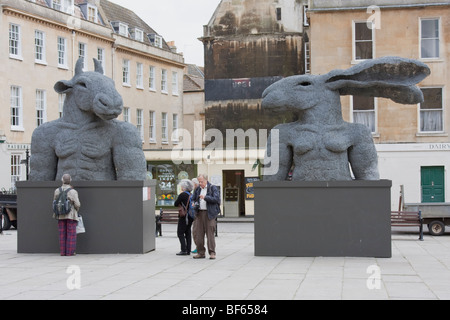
307, 0, 450, 207
0, 0, 185, 195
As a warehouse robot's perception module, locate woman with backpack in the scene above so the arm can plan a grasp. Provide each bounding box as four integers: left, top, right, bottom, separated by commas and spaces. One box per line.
53, 174, 81, 256
174, 179, 194, 256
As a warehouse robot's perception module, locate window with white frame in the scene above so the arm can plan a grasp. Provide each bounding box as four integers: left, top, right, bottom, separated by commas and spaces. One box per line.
35, 30, 46, 63
123, 107, 130, 122
10, 86, 23, 130
52, 0, 62, 10
9, 23, 21, 59
11, 154, 21, 190
161, 69, 168, 93
111, 21, 129, 37
161, 112, 168, 142
172, 72, 179, 95
136, 109, 144, 141
87, 4, 98, 23
78, 42, 87, 70
52, 0, 74, 14
58, 93, 65, 118
421, 18, 440, 59
36, 89, 47, 127
420, 88, 443, 132
149, 111, 156, 142
57, 36, 67, 68
136, 63, 144, 89
353, 22, 373, 60
304, 41, 311, 74
134, 28, 144, 42
122, 59, 130, 85
119, 23, 128, 37
149, 66, 156, 91
154, 35, 163, 48
352, 96, 376, 133
172, 114, 179, 142
97, 48, 105, 73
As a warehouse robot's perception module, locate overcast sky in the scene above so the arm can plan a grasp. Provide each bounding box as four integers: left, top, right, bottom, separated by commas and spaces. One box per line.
109, 0, 222, 66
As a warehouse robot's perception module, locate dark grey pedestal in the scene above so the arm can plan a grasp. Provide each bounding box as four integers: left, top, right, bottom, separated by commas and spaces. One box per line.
16, 180, 156, 254
254, 180, 392, 258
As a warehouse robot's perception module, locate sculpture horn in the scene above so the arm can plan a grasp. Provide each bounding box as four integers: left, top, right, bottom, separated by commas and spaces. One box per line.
75, 58, 84, 75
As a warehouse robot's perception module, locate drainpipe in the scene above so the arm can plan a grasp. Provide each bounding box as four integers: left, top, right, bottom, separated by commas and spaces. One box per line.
111, 44, 116, 80
72, 30, 76, 76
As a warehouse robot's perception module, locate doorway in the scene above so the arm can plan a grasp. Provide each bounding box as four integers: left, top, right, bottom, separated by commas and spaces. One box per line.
421, 166, 445, 203
223, 170, 245, 217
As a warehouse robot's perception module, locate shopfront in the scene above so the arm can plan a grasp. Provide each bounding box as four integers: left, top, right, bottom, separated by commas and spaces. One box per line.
147, 161, 197, 209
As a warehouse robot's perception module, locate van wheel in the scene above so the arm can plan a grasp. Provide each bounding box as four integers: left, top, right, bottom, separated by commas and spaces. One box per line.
429, 221, 445, 236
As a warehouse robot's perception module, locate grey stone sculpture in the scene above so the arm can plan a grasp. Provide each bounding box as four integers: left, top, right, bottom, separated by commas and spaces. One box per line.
30, 58, 146, 181
262, 56, 430, 181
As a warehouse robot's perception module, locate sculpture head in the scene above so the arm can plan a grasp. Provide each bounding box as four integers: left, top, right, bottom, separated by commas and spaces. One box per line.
262, 56, 431, 113
54, 58, 123, 121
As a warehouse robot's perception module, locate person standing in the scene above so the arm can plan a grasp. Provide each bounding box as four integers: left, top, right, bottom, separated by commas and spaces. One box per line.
192, 174, 221, 259
174, 179, 194, 255
54, 174, 81, 256
191, 178, 199, 254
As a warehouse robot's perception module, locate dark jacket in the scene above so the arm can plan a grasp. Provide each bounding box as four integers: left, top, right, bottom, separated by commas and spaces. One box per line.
192, 182, 221, 220
174, 191, 193, 219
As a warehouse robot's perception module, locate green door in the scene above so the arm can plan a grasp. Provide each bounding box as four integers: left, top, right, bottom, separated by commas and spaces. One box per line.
421, 166, 445, 203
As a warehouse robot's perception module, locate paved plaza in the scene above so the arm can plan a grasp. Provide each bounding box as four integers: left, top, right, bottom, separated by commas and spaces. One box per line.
1, 222, 450, 300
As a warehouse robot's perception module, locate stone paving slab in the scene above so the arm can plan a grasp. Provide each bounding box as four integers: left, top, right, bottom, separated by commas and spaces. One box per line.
1, 224, 450, 300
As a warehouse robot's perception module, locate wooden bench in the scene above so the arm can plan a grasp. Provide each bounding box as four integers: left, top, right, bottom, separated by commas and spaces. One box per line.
155, 208, 219, 237
156, 209, 179, 236
391, 211, 424, 241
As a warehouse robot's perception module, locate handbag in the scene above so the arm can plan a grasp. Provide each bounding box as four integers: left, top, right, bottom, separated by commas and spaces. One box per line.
76, 215, 85, 234
178, 194, 191, 218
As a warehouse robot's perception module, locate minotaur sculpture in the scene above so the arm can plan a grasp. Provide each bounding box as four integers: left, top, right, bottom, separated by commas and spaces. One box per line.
30, 58, 146, 181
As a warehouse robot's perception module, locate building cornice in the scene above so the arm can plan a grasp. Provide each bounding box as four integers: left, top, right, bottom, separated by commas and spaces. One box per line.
114, 44, 186, 69
309, 2, 450, 12
2, 5, 115, 44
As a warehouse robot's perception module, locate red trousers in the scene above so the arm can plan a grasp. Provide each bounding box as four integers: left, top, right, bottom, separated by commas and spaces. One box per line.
58, 219, 77, 256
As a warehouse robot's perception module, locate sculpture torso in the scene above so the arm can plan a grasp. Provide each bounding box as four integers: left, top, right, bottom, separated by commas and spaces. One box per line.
53, 120, 117, 180
279, 121, 359, 181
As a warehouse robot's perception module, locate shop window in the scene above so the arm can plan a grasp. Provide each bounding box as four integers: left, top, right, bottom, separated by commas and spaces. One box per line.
148, 162, 197, 207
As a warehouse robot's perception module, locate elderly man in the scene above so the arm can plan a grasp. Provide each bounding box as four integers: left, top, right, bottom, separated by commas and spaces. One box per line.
191, 174, 221, 259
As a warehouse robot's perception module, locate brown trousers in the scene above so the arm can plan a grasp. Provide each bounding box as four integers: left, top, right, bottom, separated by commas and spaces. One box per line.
193, 210, 216, 256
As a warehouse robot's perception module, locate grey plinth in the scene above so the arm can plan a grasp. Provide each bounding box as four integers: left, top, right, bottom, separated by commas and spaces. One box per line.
254, 180, 392, 258
16, 180, 156, 254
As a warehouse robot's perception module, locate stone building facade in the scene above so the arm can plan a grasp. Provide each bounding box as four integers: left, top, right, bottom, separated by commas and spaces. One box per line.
308, 0, 450, 206
0, 0, 185, 190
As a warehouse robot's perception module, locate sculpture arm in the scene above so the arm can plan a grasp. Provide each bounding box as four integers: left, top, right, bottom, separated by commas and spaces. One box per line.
113, 122, 146, 180
348, 124, 380, 180
29, 125, 58, 181
263, 126, 292, 181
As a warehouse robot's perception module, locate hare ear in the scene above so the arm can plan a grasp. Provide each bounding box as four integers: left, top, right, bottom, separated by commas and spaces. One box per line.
325, 57, 430, 104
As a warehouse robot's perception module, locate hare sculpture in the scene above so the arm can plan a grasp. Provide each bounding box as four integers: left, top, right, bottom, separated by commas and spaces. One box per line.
30, 58, 146, 181
262, 56, 430, 181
